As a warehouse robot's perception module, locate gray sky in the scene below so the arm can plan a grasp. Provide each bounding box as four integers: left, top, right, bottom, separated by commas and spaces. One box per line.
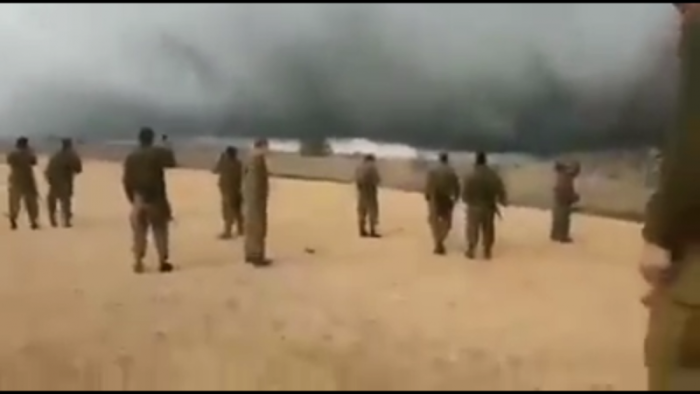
0, 4, 678, 149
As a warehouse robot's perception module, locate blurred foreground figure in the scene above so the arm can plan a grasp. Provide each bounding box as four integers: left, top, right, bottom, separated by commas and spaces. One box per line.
461, 152, 507, 260
44, 138, 82, 228
354, 154, 381, 238
213, 146, 244, 239
243, 139, 271, 267
424, 152, 459, 255
550, 160, 580, 243
642, 4, 700, 390
122, 127, 177, 274
6, 136, 40, 230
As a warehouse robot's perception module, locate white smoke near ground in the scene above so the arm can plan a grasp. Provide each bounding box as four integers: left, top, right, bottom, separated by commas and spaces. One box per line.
0, 3, 679, 153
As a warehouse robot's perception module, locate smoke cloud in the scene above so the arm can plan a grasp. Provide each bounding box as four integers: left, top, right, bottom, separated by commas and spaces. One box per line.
0, 4, 679, 154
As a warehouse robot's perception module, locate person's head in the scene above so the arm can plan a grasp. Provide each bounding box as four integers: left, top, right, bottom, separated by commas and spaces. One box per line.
61, 138, 73, 150
438, 152, 449, 164
364, 154, 376, 163
253, 138, 269, 153
161, 134, 168, 142
225, 146, 238, 158
138, 127, 155, 147
15, 136, 28, 150
475, 151, 487, 166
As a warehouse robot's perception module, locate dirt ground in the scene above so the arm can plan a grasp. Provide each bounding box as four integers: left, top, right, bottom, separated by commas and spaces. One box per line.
0, 159, 648, 390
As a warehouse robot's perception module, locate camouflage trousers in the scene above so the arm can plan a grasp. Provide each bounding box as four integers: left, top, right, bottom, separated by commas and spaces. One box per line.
244, 205, 268, 260
8, 187, 39, 225
465, 206, 496, 253
130, 197, 170, 264
47, 188, 73, 226
357, 194, 379, 231
221, 193, 244, 236
428, 200, 454, 247
550, 203, 573, 241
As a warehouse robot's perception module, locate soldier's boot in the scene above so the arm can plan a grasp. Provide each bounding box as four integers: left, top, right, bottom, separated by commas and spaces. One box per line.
49, 215, 58, 228
62, 213, 72, 228
30, 221, 40, 230
9, 217, 17, 230
433, 243, 446, 255
159, 261, 174, 273
369, 225, 381, 238
465, 245, 476, 259
133, 260, 145, 274
483, 247, 492, 260
359, 226, 369, 238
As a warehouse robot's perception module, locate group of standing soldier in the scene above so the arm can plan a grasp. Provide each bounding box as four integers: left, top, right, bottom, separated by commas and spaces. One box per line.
6, 137, 82, 231
354, 150, 581, 259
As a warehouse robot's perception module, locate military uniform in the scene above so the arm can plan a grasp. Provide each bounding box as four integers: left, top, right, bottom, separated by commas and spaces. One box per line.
122, 145, 177, 273
461, 164, 507, 259
643, 8, 700, 390
44, 147, 82, 227
424, 162, 459, 254
355, 160, 381, 237
6, 147, 40, 229
214, 151, 244, 239
550, 161, 580, 243
243, 148, 270, 265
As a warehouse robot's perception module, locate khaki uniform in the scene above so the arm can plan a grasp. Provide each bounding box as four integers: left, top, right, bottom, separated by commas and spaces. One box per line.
243, 151, 269, 263
642, 13, 700, 390
214, 153, 244, 238
461, 165, 506, 258
6, 148, 40, 228
122, 146, 177, 268
355, 161, 381, 236
44, 149, 82, 227
424, 163, 459, 252
550, 164, 579, 242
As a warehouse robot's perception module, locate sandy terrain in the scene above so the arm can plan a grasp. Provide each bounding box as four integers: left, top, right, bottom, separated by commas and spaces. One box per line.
0, 158, 648, 390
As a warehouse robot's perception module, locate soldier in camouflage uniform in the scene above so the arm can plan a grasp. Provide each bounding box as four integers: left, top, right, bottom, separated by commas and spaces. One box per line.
424, 152, 460, 255
355, 154, 381, 238
550, 160, 580, 243
213, 146, 244, 239
461, 152, 507, 260
122, 127, 177, 274
6, 136, 40, 230
243, 139, 271, 267
44, 138, 83, 228
642, 4, 700, 390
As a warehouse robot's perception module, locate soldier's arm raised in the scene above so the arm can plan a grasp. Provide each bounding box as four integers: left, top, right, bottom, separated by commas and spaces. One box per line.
162, 147, 177, 168
73, 153, 83, 175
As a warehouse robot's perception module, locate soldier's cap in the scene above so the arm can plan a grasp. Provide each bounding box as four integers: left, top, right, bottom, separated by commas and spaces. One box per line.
225, 146, 238, 156
475, 151, 487, 165
439, 152, 450, 163
138, 127, 155, 144
364, 154, 376, 162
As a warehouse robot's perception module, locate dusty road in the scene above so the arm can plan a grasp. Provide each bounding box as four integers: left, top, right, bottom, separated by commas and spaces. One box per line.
0, 160, 647, 390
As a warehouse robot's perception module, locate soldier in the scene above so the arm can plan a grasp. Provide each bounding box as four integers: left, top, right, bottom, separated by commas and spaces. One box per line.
122, 127, 177, 274
461, 152, 507, 260
44, 138, 82, 228
641, 4, 700, 390
550, 160, 580, 243
355, 154, 381, 238
243, 138, 271, 267
6, 136, 40, 230
424, 152, 459, 255
213, 146, 244, 239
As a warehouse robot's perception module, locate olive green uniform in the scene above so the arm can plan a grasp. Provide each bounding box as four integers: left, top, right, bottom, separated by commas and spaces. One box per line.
214, 152, 244, 238
243, 150, 269, 264
6, 148, 40, 229
424, 163, 459, 253
643, 13, 700, 390
355, 161, 381, 237
44, 148, 82, 227
550, 163, 579, 243
461, 165, 507, 259
122, 146, 177, 271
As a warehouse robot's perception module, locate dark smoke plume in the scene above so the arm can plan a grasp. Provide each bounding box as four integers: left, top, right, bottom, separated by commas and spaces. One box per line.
0, 4, 679, 154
